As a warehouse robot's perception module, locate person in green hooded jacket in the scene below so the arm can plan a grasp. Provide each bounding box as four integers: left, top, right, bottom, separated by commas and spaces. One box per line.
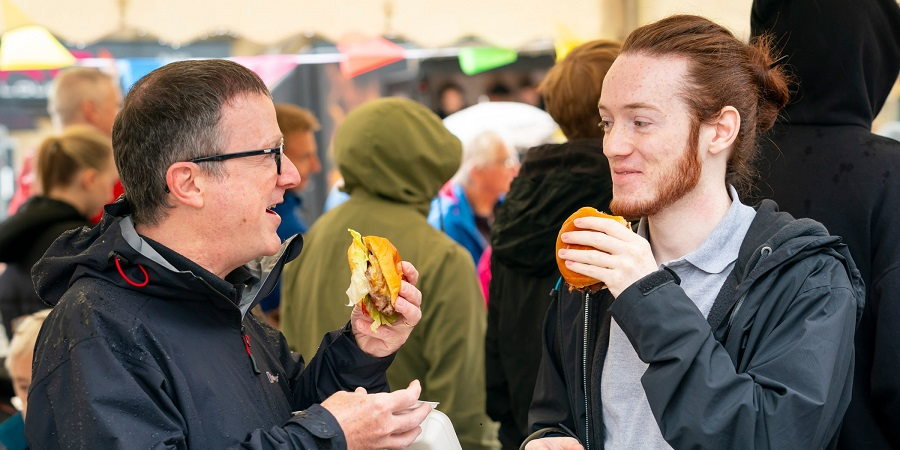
281, 97, 499, 450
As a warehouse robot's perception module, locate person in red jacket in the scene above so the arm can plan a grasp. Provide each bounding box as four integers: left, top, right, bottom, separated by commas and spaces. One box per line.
8, 67, 123, 221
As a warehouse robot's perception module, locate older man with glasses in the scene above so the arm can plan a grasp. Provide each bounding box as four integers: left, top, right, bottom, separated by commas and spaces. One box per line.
25, 59, 431, 449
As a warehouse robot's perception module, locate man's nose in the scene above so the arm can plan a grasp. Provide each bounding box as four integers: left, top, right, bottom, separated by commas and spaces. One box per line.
279, 154, 302, 189
602, 125, 632, 159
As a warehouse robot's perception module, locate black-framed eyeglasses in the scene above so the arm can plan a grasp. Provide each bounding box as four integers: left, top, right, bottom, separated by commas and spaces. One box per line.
189, 140, 284, 175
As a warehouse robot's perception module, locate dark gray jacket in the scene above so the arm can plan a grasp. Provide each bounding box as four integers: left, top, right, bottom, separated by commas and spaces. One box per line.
26, 199, 393, 449
528, 200, 864, 449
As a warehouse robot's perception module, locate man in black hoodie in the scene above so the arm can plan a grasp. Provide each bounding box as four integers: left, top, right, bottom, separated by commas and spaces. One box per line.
749, 1, 900, 448
26, 60, 431, 449
485, 39, 620, 449
526, 15, 864, 449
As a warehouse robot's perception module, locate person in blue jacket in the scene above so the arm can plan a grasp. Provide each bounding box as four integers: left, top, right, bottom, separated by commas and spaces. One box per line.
428, 130, 518, 264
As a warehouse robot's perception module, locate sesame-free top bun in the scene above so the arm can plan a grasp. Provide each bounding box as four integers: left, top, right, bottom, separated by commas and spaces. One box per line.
363, 235, 402, 303
555, 207, 630, 292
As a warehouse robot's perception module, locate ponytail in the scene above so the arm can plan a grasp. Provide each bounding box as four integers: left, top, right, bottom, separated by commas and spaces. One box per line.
35, 126, 113, 193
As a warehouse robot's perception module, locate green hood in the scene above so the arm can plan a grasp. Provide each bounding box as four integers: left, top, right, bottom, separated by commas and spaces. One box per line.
335, 98, 461, 210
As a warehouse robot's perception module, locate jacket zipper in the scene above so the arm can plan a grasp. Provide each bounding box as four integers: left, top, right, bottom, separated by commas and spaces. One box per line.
583, 292, 591, 450
241, 325, 262, 374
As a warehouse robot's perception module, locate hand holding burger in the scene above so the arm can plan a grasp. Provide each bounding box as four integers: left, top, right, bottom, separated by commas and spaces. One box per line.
346, 229, 423, 357
556, 207, 658, 298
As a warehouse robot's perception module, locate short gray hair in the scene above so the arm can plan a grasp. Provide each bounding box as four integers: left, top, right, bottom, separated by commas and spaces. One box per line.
112, 59, 269, 225
47, 67, 116, 129
453, 130, 516, 186
5, 309, 50, 374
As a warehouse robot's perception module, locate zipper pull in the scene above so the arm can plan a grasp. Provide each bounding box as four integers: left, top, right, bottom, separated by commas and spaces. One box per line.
241, 326, 262, 375
549, 276, 563, 297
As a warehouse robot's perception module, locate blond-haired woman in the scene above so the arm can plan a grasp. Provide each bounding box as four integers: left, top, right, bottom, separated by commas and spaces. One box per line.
0, 309, 50, 449
0, 126, 117, 339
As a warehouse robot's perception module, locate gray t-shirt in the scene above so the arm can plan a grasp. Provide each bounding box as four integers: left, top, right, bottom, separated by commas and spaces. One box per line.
601, 186, 756, 449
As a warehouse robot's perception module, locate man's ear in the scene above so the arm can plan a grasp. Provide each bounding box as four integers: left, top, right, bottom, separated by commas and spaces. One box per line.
81, 99, 97, 123
79, 167, 99, 190
165, 162, 205, 209
707, 106, 740, 156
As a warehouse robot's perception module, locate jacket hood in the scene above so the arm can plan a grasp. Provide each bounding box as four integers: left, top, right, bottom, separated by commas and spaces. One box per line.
492, 140, 612, 275
0, 196, 87, 264
335, 98, 461, 210
751, 0, 900, 126
32, 198, 303, 314
736, 200, 865, 321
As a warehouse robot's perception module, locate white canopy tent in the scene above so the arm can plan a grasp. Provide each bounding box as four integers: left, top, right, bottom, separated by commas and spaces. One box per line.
7, 0, 752, 48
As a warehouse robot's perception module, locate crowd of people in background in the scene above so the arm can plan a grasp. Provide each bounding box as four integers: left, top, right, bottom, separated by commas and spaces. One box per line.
0, 0, 896, 448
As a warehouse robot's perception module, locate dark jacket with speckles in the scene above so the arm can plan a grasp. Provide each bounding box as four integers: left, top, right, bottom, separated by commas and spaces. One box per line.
749, 1, 900, 448
25, 199, 392, 449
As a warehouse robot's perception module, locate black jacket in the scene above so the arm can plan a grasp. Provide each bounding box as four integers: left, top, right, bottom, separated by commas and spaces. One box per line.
486, 139, 612, 449
528, 201, 864, 449
0, 196, 89, 338
749, 1, 900, 448
26, 199, 393, 449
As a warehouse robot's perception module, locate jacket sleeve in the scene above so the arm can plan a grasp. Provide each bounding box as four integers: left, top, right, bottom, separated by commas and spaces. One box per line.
871, 265, 900, 445
284, 323, 393, 410
610, 264, 858, 449
527, 296, 578, 441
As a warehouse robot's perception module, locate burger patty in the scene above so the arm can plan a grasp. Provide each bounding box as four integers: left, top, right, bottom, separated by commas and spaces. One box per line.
366, 253, 396, 316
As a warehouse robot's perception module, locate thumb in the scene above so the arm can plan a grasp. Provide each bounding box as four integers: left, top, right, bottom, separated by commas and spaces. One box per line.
406, 379, 422, 397
355, 386, 367, 394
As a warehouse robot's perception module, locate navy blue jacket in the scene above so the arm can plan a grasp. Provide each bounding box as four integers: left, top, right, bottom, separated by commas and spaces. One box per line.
26, 199, 393, 449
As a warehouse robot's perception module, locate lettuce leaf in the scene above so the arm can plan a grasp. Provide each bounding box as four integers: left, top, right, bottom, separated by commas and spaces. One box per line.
345, 229, 370, 307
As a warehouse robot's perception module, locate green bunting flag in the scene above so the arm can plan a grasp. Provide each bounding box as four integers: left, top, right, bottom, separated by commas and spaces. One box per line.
458, 47, 518, 75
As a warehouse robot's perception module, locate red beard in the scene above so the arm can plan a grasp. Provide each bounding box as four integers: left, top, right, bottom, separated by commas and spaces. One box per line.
610, 123, 702, 218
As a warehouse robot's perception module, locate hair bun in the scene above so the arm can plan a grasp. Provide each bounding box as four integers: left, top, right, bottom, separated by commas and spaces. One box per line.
748, 34, 791, 132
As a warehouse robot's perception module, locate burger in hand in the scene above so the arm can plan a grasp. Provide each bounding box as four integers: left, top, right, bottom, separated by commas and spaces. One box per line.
555, 207, 630, 293
346, 229, 403, 330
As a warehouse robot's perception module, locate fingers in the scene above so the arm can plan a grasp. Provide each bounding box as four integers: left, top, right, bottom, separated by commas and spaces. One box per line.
558, 246, 615, 269
397, 281, 422, 308
563, 260, 612, 285
573, 216, 634, 241
391, 296, 422, 328
400, 261, 419, 285
392, 401, 431, 428
381, 379, 421, 411
398, 379, 422, 404
380, 424, 424, 450
560, 229, 627, 255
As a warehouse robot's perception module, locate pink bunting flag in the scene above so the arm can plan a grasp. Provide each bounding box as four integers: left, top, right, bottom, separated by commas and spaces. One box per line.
337, 36, 405, 78
229, 55, 299, 88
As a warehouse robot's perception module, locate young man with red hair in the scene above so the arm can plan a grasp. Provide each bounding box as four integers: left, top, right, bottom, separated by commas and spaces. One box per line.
526, 15, 863, 449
